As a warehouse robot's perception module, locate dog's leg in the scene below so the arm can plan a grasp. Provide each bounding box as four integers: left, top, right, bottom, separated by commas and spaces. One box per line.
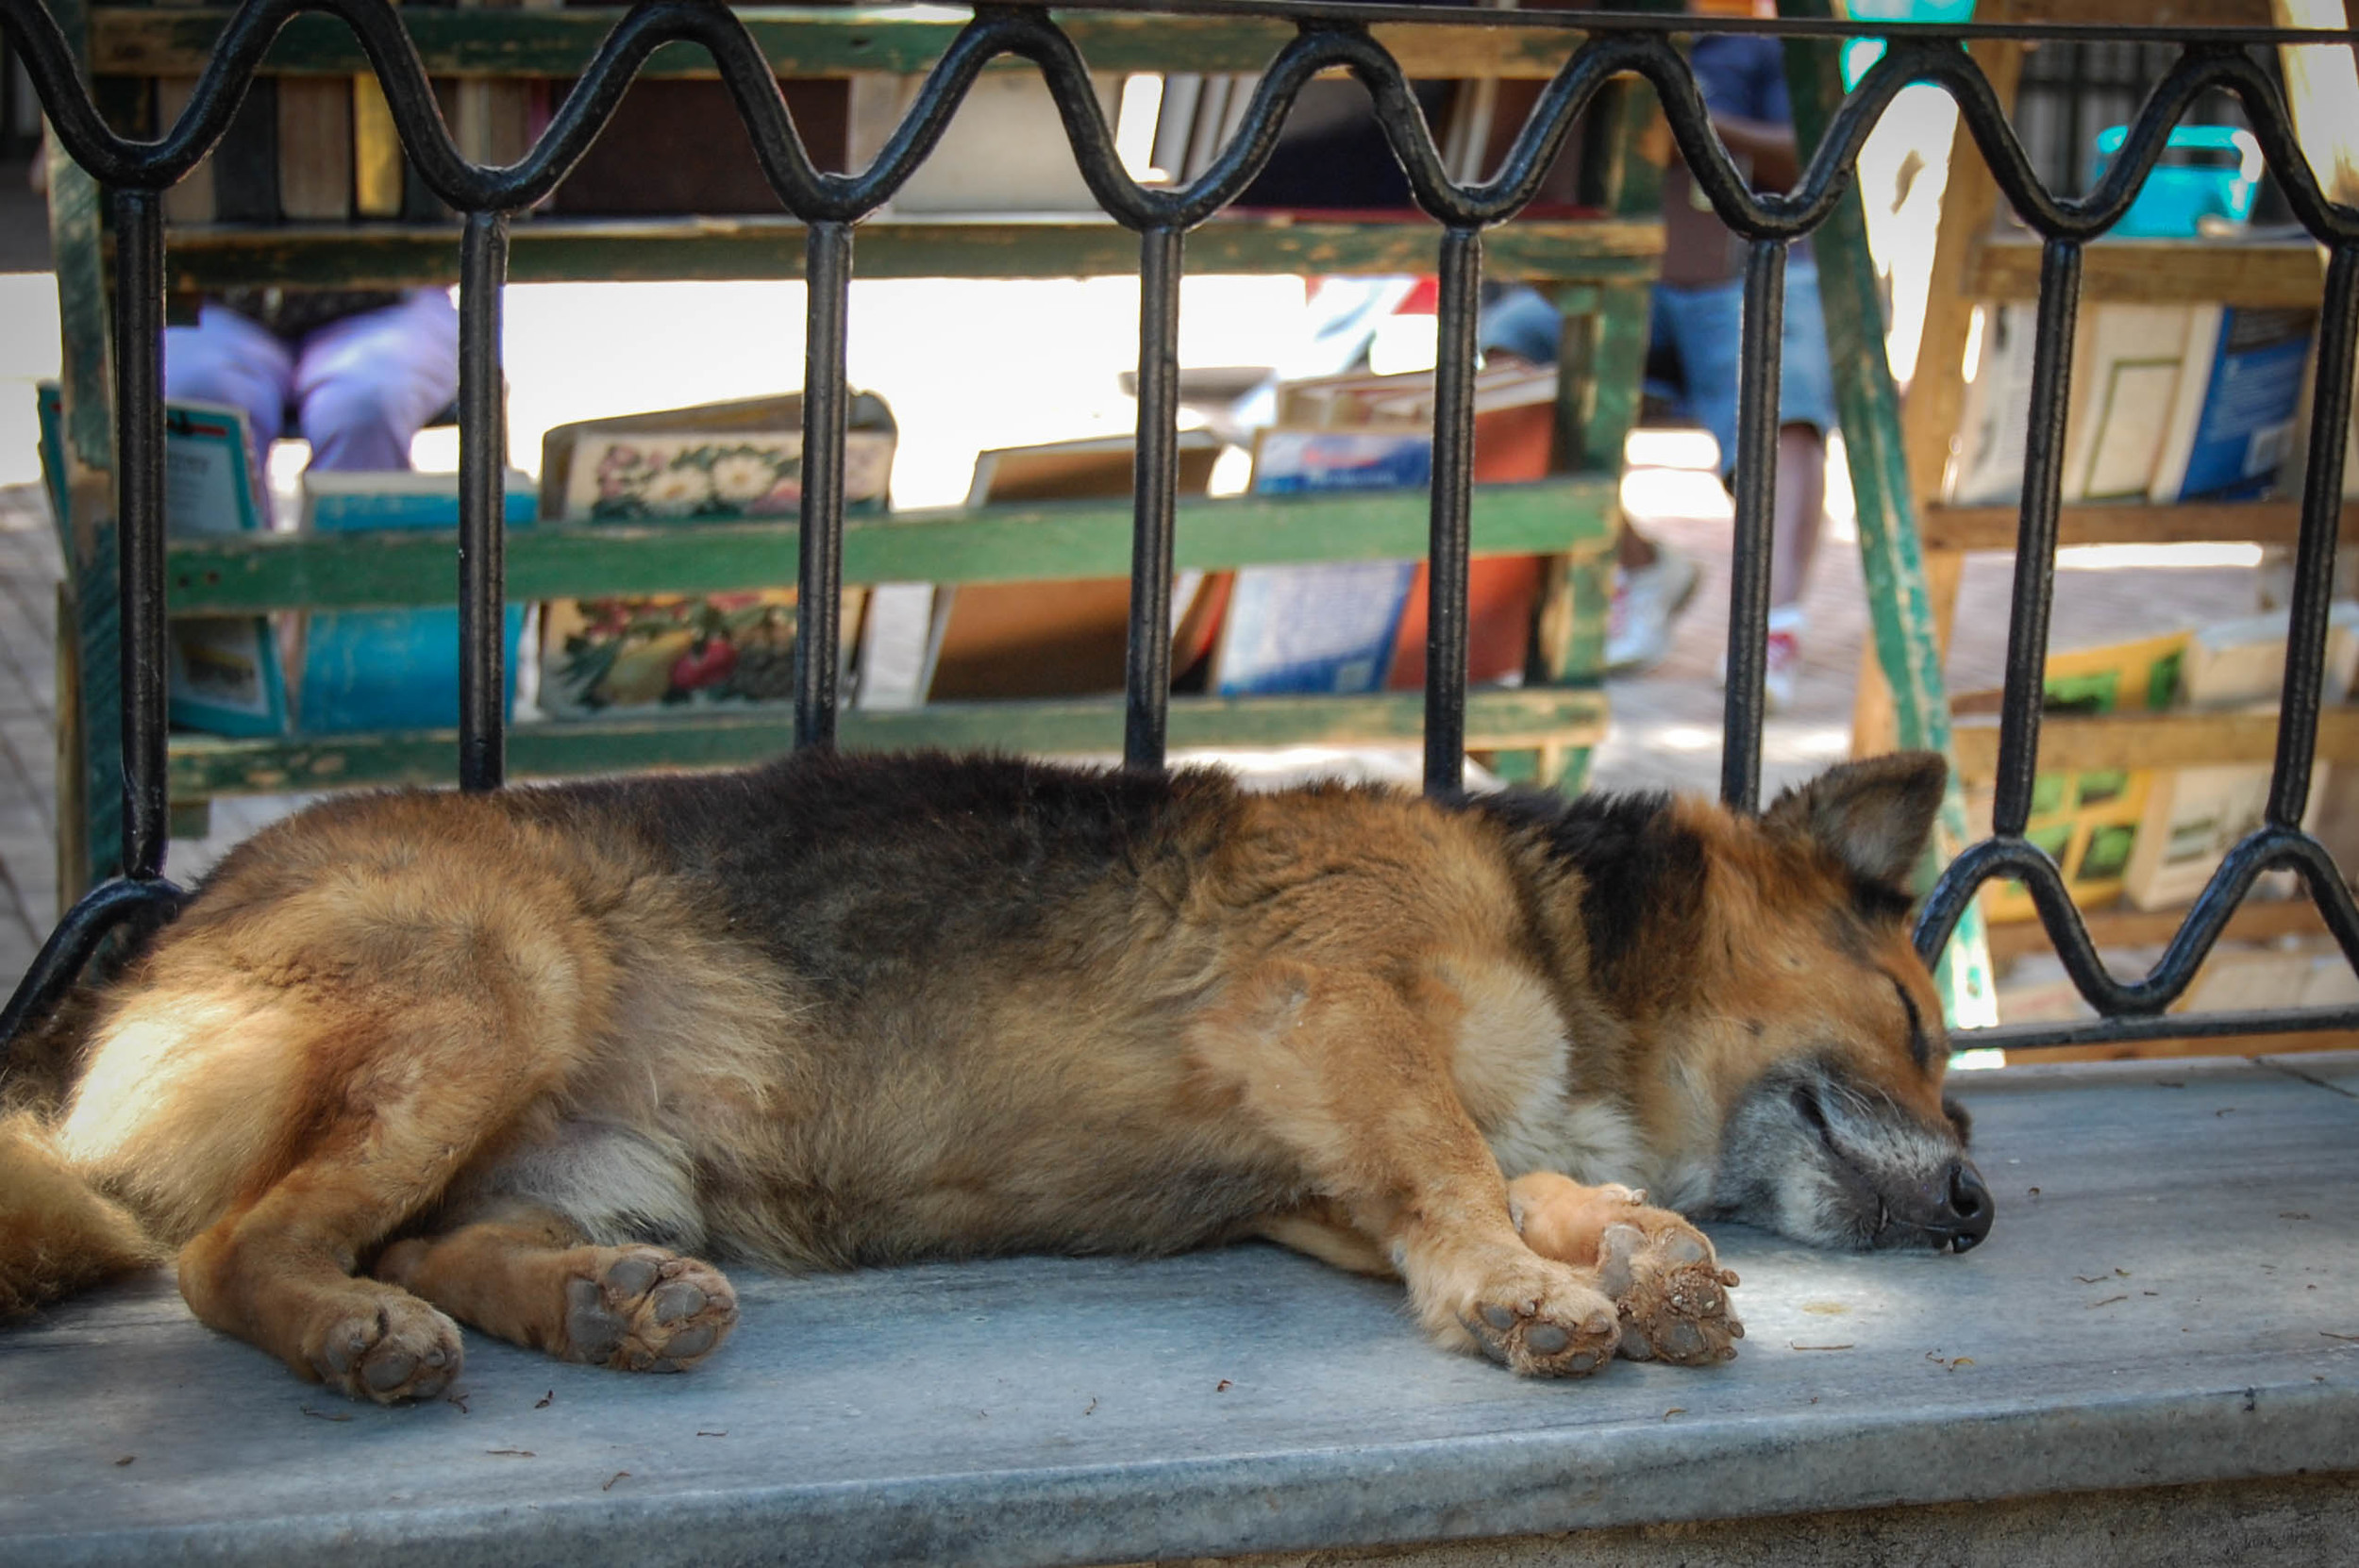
1507, 1172, 1743, 1365
1254, 1196, 1396, 1276
374, 1202, 737, 1373
171, 998, 581, 1405
1209, 967, 1619, 1376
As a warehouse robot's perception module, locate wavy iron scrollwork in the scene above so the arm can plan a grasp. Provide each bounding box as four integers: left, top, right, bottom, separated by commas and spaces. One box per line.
3, 0, 2357, 1052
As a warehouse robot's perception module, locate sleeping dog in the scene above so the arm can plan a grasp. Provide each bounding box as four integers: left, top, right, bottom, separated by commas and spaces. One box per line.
1, 748, 1988, 1401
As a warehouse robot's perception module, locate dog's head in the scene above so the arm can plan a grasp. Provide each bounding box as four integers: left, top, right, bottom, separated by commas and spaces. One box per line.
1691, 753, 1991, 1254
1529, 752, 1990, 1254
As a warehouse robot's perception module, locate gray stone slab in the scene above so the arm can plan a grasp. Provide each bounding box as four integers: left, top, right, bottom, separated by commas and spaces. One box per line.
4, 1053, 2357, 1568
2266, 1053, 2359, 1103
1242, 1473, 2359, 1568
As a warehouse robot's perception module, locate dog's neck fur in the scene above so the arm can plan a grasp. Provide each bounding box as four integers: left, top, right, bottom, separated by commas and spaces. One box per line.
1452, 788, 1724, 1199
1458, 785, 1713, 1026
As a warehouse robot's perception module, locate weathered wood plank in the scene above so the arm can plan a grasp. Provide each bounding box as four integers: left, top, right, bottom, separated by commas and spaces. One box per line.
46, 0, 127, 900
1923, 498, 2354, 551
1968, 236, 2328, 308
2273, 0, 2359, 209
1951, 707, 2359, 777
157, 216, 1665, 290
1783, 5, 1996, 1027
1849, 37, 2023, 769
1986, 0, 2315, 23
164, 687, 1612, 796
165, 481, 1620, 613
91, 7, 1595, 80
2024, 1029, 2359, 1061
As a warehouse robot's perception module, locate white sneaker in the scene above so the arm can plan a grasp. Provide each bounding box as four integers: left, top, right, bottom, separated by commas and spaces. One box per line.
1717, 607, 1805, 714
1604, 544, 1701, 674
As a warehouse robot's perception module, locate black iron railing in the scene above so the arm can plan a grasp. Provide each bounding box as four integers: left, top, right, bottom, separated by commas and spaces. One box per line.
1, 0, 2355, 1058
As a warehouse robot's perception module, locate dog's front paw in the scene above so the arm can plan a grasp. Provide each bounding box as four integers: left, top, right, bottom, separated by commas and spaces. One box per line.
562, 1248, 738, 1373
306, 1293, 464, 1403
1593, 1209, 1742, 1366
1452, 1259, 1620, 1376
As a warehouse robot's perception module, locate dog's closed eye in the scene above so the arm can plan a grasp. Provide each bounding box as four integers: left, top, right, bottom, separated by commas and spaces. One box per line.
1942, 1095, 1973, 1145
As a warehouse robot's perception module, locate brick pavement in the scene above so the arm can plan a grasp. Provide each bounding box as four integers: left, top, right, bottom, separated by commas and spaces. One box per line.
0, 482, 58, 985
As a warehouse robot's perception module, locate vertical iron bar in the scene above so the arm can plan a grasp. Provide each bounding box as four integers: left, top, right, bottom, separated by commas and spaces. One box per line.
1426, 225, 1481, 796
1720, 238, 1786, 814
1991, 239, 2082, 838
2267, 243, 2358, 828
110, 187, 166, 879
798, 220, 853, 752
1126, 225, 1183, 772
457, 209, 510, 792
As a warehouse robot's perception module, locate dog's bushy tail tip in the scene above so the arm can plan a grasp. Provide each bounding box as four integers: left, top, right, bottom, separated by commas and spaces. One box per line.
0, 1112, 155, 1318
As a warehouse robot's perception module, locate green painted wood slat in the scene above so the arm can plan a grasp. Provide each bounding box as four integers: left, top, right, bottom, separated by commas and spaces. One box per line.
155, 218, 1666, 292
167, 479, 1621, 613
166, 687, 1614, 795
1777, 8, 1998, 1031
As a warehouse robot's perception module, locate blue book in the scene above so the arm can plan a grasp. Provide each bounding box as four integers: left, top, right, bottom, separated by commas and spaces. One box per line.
2150, 307, 2317, 504
296, 472, 534, 734
1213, 430, 1429, 696
39, 385, 294, 738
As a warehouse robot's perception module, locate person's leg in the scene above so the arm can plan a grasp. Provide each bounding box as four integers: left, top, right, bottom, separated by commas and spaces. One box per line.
1768, 260, 1839, 616
1772, 423, 1826, 609
1663, 263, 1839, 708
292, 290, 460, 473
1617, 527, 1661, 572
1658, 265, 1837, 604
1475, 285, 1566, 370
1598, 283, 1730, 673
165, 306, 295, 477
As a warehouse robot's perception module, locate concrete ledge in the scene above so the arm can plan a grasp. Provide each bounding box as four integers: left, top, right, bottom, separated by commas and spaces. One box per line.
4, 1053, 2357, 1568
1125, 1471, 2359, 1568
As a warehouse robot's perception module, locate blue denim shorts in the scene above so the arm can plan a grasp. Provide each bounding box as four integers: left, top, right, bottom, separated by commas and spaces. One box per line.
1650, 260, 1840, 475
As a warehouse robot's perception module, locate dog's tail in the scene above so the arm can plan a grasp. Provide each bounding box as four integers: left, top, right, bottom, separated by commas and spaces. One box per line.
0, 1113, 153, 1317
1, 997, 156, 1318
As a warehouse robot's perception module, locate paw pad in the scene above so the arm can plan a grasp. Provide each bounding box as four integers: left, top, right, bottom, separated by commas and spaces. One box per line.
1457, 1275, 1619, 1377
565, 1249, 738, 1373
310, 1297, 463, 1405
1597, 1214, 1744, 1367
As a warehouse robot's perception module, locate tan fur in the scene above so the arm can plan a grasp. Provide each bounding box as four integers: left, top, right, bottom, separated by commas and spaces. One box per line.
2, 752, 1969, 1399
0, 1114, 155, 1317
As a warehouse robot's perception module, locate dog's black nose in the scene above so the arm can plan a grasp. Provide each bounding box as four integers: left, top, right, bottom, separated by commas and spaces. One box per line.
1941, 1159, 1994, 1253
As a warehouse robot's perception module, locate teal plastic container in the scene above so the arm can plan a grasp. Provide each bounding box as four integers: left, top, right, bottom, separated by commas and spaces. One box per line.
2091, 125, 2262, 238
1838, 0, 1976, 90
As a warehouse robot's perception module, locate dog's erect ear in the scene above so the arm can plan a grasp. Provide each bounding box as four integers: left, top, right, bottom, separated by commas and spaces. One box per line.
1765, 752, 1948, 896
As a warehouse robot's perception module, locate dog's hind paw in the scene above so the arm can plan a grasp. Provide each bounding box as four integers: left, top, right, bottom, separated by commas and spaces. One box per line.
307, 1294, 463, 1404
562, 1248, 738, 1373
1453, 1261, 1621, 1376
1593, 1212, 1743, 1366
